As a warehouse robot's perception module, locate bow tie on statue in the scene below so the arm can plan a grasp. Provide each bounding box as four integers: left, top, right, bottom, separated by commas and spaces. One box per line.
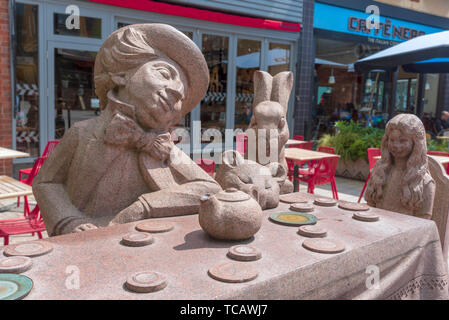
103, 111, 173, 162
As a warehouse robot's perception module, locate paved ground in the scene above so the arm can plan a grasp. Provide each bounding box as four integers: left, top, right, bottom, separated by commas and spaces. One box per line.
0, 177, 365, 246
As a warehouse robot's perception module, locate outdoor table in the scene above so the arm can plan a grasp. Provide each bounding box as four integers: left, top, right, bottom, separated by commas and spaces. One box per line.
285, 139, 309, 146
285, 148, 340, 192
0, 147, 29, 160
0, 175, 33, 200
5, 192, 448, 300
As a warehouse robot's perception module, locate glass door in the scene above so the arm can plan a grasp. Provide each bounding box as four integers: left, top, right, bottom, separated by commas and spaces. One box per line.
47, 41, 100, 141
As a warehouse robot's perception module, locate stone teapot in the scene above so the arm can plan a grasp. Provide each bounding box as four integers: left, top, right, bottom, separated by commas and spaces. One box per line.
198, 187, 263, 240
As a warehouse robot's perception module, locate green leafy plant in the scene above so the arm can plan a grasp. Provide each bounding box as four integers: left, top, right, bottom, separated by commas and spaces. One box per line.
427, 138, 449, 153
318, 121, 384, 161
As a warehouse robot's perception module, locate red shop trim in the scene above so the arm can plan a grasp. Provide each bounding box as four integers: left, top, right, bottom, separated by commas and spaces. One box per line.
88, 0, 301, 32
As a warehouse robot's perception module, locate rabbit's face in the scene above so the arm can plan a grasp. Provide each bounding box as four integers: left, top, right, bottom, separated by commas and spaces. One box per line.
253, 101, 285, 131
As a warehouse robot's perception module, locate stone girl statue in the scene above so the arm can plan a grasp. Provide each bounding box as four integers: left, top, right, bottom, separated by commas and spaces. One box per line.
33, 24, 220, 235
365, 113, 435, 219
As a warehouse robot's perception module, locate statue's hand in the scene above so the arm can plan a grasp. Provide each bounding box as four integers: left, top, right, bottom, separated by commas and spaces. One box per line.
141, 132, 172, 161
74, 223, 98, 233
109, 201, 147, 226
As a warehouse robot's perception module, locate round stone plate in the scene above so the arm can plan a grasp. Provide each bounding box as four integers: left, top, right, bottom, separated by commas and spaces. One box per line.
338, 201, 370, 212
279, 193, 309, 204
0, 256, 33, 274
208, 261, 258, 283
135, 221, 174, 233
269, 211, 317, 226
227, 245, 261, 262
302, 238, 346, 254
298, 225, 327, 238
353, 211, 380, 222
314, 198, 337, 207
290, 203, 314, 213
121, 232, 154, 247
3, 241, 53, 257
0, 274, 33, 300
125, 271, 167, 293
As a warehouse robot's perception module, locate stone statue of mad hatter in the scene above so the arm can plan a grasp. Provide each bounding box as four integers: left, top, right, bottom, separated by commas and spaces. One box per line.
33, 24, 221, 236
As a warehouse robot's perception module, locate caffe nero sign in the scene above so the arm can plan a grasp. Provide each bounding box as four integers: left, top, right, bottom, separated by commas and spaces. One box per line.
348, 17, 425, 41
314, 2, 444, 45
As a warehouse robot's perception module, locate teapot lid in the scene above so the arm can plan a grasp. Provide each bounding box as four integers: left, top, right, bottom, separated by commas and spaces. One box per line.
216, 188, 250, 202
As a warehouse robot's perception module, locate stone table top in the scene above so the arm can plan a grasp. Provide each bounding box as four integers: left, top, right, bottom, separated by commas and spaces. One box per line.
2, 193, 448, 300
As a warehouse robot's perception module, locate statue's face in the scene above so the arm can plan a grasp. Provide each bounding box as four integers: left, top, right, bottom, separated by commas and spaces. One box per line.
119, 57, 186, 130
388, 129, 413, 160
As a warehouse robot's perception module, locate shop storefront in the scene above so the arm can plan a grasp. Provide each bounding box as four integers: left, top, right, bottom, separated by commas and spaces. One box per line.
10, 0, 301, 169
312, 1, 448, 137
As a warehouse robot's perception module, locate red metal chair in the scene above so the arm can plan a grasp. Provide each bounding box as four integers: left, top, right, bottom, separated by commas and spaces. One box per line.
287, 141, 314, 181
195, 158, 216, 177
358, 148, 381, 203
236, 133, 248, 155
18, 156, 47, 216
0, 204, 45, 245
296, 156, 339, 199
318, 146, 335, 154
427, 151, 449, 174
18, 141, 59, 207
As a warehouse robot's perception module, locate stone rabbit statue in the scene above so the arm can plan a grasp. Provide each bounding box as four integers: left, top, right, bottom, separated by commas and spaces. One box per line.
245, 70, 294, 194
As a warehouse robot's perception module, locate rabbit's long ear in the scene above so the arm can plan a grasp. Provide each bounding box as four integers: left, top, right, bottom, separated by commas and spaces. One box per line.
252, 71, 273, 109
271, 71, 293, 115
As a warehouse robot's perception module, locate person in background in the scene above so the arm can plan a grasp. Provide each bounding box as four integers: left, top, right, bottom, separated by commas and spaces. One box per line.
236, 102, 253, 125
435, 111, 449, 136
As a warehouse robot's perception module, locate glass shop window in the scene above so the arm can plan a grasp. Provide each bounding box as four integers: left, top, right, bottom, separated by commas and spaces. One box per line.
234, 39, 261, 130
54, 13, 101, 39
15, 3, 40, 157
201, 34, 229, 140
268, 43, 291, 75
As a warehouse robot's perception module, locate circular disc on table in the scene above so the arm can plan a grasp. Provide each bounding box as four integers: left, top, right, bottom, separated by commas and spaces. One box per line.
3, 241, 53, 257
227, 245, 261, 262
0, 256, 33, 274
125, 271, 167, 293
208, 261, 258, 283
353, 211, 380, 222
338, 201, 370, 212
298, 225, 327, 238
279, 193, 309, 204
302, 238, 345, 254
0, 274, 33, 300
290, 203, 315, 213
121, 232, 154, 247
135, 221, 174, 233
314, 198, 337, 207
269, 212, 317, 226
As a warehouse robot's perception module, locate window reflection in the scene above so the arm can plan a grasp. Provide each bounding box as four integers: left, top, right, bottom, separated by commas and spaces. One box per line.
268, 43, 290, 75
235, 39, 261, 130
15, 3, 40, 157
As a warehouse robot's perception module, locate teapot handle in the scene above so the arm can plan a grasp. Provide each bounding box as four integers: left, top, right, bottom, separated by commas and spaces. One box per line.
248, 185, 260, 203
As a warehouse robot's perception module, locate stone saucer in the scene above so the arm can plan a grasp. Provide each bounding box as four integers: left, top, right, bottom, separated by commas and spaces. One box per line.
125, 271, 167, 293
0, 256, 33, 274
279, 193, 309, 204
121, 232, 154, 247
208, 261, 258, 283
298, 225, 327, 238
353, 211, 380, 222
227, 245, 262, 262
338, 201, 370, 212
135, 221, 174, 233
4, 241, 53, 257
290, 203, 315, 213
314, 198, 337, 207
302, 238, 345, 254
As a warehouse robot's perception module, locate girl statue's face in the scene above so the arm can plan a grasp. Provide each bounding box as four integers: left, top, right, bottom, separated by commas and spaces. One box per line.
388, 129, 413, 160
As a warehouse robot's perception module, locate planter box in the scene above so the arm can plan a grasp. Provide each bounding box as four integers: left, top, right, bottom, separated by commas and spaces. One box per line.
336, 158, 370, 181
